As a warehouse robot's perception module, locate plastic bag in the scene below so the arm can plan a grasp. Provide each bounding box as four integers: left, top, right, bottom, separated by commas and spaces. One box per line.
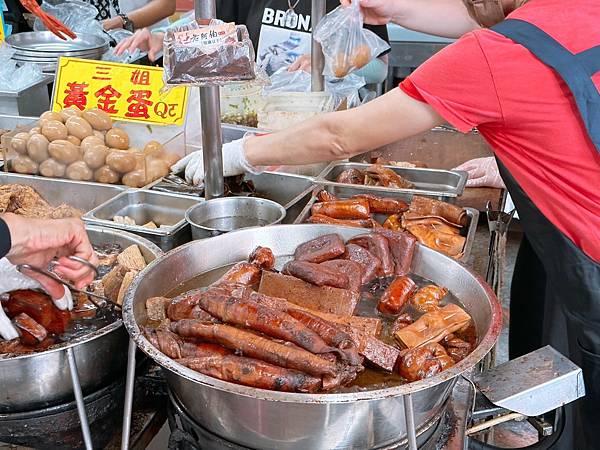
263, 67, 366, 110
0, 43, 44, 92
163, 20, 262, 87
34, 0, 105, 37
314, 0, 390, 78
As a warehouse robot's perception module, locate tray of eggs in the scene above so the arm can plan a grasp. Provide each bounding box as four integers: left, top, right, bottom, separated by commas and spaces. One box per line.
1, 108, 182, 188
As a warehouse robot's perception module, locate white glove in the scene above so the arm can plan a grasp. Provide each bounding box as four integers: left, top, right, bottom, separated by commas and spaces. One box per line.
171, 137, 261, 186
453, 157, 505, 189
0, 258, 74, 311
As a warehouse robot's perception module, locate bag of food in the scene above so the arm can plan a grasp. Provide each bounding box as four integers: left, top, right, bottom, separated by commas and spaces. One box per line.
163, 19, 260, 87
314, 0, 390, 78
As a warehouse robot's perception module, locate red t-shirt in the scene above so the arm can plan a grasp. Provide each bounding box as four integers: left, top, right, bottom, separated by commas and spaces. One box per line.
400, 0, 600, 262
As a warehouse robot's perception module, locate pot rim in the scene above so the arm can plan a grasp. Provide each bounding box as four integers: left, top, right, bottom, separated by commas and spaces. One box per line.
123, 224, 502, 403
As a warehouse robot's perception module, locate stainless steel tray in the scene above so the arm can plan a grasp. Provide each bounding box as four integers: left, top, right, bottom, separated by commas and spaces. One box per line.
294, 184, 479, 261
82, 189, 203, 251
7, 32, 108, 54
0, 172, 125, 214
151, 171, 315, 224
317, 162, 467, 201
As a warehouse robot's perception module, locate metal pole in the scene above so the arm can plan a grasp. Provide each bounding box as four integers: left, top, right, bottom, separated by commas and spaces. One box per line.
311, 0, 326, 92
121, 338, 138, 450
403, 393, 418, 450
67, 348, 93, 450
196, 0, 224, 200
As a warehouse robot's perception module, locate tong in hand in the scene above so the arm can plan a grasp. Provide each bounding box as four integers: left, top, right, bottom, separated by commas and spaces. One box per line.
19, 0, 76, 40
16, 255, 121, 310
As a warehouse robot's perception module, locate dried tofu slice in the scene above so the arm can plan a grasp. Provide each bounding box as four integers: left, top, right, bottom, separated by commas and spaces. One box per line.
117, 245, 147, 271
394, 303, 471, 349
117, 271, 137, 306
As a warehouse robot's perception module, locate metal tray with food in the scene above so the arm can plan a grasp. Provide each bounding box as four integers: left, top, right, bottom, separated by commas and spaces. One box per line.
0, 172, 126, 216
317, 162, 468, 201
1, 109, 182, 187
294, 184, 479, 262
151, 171, 315, 224
82, 189, 203, 251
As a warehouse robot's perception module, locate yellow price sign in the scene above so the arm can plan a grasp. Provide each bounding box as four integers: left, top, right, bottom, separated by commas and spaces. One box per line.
0, 12, 5, 43
52, 57, 188, 126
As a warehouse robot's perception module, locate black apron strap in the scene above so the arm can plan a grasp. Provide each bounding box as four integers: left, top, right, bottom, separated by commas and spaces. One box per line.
492, 19, 600, 153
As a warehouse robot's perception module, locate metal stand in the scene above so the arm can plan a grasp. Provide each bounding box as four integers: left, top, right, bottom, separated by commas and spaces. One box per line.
481, 199, 515, 372
197, 0, 224, 200
66, 347, 93, 450
121, 338, 138, 450
403, 393, 418, 450
310, 0, 326, 92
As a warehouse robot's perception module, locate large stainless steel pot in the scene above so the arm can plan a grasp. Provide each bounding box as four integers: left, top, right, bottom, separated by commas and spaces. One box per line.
123, 225, 502, 449
0, 226, 161, 413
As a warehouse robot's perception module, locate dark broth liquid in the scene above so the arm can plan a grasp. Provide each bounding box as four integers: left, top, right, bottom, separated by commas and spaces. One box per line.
163, 262, 478, 392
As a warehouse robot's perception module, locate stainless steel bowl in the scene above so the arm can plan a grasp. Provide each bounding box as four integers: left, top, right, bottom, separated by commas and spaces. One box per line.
0, 226, 161, 413
6, 32, 108, 54
185, 197, 287, 239
123, 224, 502, 449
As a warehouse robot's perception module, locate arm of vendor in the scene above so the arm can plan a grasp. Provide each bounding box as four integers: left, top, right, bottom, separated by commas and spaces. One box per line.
245, 88, 443, 166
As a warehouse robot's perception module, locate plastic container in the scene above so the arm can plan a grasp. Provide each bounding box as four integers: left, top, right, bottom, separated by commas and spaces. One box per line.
220, 82, 264, 128
257, 91, 335, 131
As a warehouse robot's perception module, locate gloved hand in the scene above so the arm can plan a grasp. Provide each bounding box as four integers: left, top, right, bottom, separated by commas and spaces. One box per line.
453, 157, 505, 189
171, 137, 261, 186
0, 258, 74, 311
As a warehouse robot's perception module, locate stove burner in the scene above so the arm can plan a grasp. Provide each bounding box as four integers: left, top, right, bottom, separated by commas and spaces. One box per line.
0, 379, 124, 450
165, 389, 464, 450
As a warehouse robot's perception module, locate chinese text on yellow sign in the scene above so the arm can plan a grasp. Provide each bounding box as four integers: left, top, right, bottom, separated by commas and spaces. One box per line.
52, 57, 188, 125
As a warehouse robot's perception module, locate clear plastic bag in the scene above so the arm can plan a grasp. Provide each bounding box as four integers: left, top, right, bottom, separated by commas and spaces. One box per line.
163, 20, 261, 87
314, 0, 390, 78
34, 0, 105, 37
263, 67, 366, 110
0, 43, 44, 92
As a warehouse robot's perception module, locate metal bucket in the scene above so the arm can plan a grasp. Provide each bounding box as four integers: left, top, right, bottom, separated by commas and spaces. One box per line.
0, 226, 162, 413
123, 224, 502, 449
185, 197, 286, 239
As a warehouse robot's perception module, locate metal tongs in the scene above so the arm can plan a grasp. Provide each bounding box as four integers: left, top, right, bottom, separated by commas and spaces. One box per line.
19, 0, 76, 40
152, 173, 204, 196
16, 255, 121, 310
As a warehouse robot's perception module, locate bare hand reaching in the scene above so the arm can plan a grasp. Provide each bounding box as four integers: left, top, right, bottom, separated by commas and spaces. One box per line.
2, 214, 98, 292
114, 28, 164, 61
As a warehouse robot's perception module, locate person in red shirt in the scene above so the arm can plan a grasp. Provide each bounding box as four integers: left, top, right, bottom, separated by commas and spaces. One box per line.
175, 2, 600, 446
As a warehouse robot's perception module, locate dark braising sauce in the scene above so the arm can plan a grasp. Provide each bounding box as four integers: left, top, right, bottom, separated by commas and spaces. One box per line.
161, 263, 478, 392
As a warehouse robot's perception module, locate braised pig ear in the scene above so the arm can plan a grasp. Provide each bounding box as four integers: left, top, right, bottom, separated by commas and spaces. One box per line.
401, 215, 462, 234
405, 225, 466, 259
